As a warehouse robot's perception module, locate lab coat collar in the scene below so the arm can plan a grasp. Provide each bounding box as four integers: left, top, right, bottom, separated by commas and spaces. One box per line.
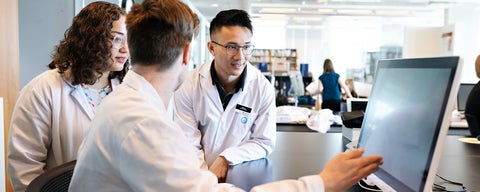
198, 60, 258, 110
199, 60, 257, 89
209, 60, 246, 93
121, 70, 166, 112
63, 71, 123, 120
60, 73, 95, 120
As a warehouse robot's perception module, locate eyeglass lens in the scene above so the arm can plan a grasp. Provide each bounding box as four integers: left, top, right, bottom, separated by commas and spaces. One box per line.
112, 35, 126, 48
226, 45, 254, 55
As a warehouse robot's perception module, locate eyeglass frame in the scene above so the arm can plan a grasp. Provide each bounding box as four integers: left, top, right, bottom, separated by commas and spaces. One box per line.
211, 41, 255, 56
110, 31, 127, 49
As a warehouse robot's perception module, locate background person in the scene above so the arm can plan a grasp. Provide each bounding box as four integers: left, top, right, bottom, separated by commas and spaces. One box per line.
7, 2, 129, 191
318, 58, 353, 112
174, 9, 276, 181
344, 78, 358, 99
69, 1, 383, 191
465, 54, 480, 137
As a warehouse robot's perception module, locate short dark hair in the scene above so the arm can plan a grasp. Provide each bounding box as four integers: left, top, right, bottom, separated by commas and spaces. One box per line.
49, 1, 127, 85
126, 0, 199, 71
209, 9, 252, 38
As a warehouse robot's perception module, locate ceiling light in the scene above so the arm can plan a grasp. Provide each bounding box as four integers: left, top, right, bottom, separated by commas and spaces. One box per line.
286, 25, 312, 29
374, 10, 410, 16
252, 14, 290, 20
317, 9, 335, 14
292, 17, 324, 21
211, 3, 219, 7
336, 9, 373, 15
259, 8, 297, 14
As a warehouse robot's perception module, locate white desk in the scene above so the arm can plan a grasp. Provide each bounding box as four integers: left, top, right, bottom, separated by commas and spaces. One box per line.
450, 110, 468, 128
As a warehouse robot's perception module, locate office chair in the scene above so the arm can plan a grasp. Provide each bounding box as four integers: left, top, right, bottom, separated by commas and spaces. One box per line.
25, 160, 76, 192
465, 113, 480, 137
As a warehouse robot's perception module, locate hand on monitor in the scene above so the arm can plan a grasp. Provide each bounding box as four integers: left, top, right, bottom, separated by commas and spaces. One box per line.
319, 148, 383, 192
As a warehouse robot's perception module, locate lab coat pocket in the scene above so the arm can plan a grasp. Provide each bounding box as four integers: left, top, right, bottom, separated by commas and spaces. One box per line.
233, 112, 257, 138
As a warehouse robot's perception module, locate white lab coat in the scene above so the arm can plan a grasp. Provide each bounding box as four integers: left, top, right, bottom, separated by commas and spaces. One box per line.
69, 71, 325, 192
174, 61, 277, 166
7, 69, 120, 192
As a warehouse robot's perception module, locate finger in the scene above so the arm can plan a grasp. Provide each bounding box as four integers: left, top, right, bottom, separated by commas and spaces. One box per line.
353, 160, 382, 181
341, 148, 365, 159
353, 155, 383, 167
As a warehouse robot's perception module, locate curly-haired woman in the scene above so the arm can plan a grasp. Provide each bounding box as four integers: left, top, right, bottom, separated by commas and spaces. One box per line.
7, 2, 129, 191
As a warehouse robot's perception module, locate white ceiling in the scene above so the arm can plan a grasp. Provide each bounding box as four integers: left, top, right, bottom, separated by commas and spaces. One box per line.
188, 0, 480, 25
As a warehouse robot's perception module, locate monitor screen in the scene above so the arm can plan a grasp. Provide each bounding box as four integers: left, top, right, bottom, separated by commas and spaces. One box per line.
288, 71, 305, 97
457, 83, 475, 112
357, 56, 461, 192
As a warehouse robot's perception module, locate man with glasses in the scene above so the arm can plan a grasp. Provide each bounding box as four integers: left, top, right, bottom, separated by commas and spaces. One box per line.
174, 9, 276, 182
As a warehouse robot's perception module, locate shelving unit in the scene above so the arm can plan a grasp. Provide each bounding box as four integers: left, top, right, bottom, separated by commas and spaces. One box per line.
250, 48, 298, 72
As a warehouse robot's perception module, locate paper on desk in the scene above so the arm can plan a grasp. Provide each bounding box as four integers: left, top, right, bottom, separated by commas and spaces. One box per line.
276, 106, 311, 123
306, 109, 342, 133
305, 81, 321, 96
458, 137, 480, 144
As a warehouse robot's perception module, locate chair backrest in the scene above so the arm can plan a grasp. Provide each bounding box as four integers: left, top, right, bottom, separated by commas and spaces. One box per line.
465, 113, 480, 137
25, 160, 76, 192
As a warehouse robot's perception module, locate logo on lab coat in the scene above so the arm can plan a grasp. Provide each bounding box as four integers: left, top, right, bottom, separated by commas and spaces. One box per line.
240, 116, 248, 124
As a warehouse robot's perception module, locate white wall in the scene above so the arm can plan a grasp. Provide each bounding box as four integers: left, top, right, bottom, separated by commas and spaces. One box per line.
447, 6, 480, 83
19, 0, 74, 88
253, 23, 402, 81
403, 27, 443, 58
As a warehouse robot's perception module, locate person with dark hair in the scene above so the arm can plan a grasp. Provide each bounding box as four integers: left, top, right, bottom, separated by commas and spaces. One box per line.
465, 54, 480, 137
69, 1, 382, 191
7, 2, 129, 191
174, 9, 276, 181
318, 58, 353, 112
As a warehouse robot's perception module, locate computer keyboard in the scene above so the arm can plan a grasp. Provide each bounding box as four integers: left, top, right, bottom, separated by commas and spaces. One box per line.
450, 119, 468, 128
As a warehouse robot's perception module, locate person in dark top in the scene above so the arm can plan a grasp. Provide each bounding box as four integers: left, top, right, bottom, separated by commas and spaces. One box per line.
318, 58, 353, 112
465, 54, 480, 137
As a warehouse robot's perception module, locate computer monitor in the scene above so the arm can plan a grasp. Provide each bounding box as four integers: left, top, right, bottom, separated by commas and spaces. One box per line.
353, 81, 372, 98
288, 71, 305, 97
457, 83, 475, 112
346, 98, 368, 112
357, 56, 461, 192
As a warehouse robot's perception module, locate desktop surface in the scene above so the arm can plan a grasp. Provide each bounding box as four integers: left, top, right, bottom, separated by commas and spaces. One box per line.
450, 110, 469, 128
226, 132, 480, 191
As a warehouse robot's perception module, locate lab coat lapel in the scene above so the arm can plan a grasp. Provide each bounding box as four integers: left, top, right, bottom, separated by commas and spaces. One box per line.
70, 84, 94, 120
199, 62, 223, 110
224, 64, 255, 111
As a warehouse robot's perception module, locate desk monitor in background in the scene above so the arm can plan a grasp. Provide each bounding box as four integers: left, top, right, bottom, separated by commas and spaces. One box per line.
357, 56, 461, 192
346, 98, 368, 112
457, 83, 475, 113
353, 81, 372, 98
288, 71, 305, 97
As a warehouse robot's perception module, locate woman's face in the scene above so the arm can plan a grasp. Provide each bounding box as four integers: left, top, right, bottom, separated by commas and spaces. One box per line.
108, 15, 129, 71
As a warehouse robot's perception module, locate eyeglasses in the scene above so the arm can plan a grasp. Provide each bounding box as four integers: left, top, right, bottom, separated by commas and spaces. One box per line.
110, 34, 127, 49
211, 41, 255, 56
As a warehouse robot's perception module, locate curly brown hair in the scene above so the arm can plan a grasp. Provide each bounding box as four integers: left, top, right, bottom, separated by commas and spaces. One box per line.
48, 1, 127, 85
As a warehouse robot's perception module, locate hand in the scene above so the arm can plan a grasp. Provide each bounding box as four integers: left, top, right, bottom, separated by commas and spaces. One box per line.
209, 156, 229, 183
319, 148, 383, 192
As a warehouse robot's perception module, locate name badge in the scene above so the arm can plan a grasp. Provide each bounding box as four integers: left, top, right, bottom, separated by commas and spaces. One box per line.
235, 104, 252, 114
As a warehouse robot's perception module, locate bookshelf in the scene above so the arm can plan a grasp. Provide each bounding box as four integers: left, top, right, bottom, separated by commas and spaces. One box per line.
250, 48, 298, 72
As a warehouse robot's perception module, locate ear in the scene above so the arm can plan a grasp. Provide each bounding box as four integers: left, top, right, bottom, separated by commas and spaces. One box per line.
207, 41, 215, 56
182, 43, 192, 67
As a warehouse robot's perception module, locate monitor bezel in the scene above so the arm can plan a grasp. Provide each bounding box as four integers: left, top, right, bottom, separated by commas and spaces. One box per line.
357, 56, 462, 192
